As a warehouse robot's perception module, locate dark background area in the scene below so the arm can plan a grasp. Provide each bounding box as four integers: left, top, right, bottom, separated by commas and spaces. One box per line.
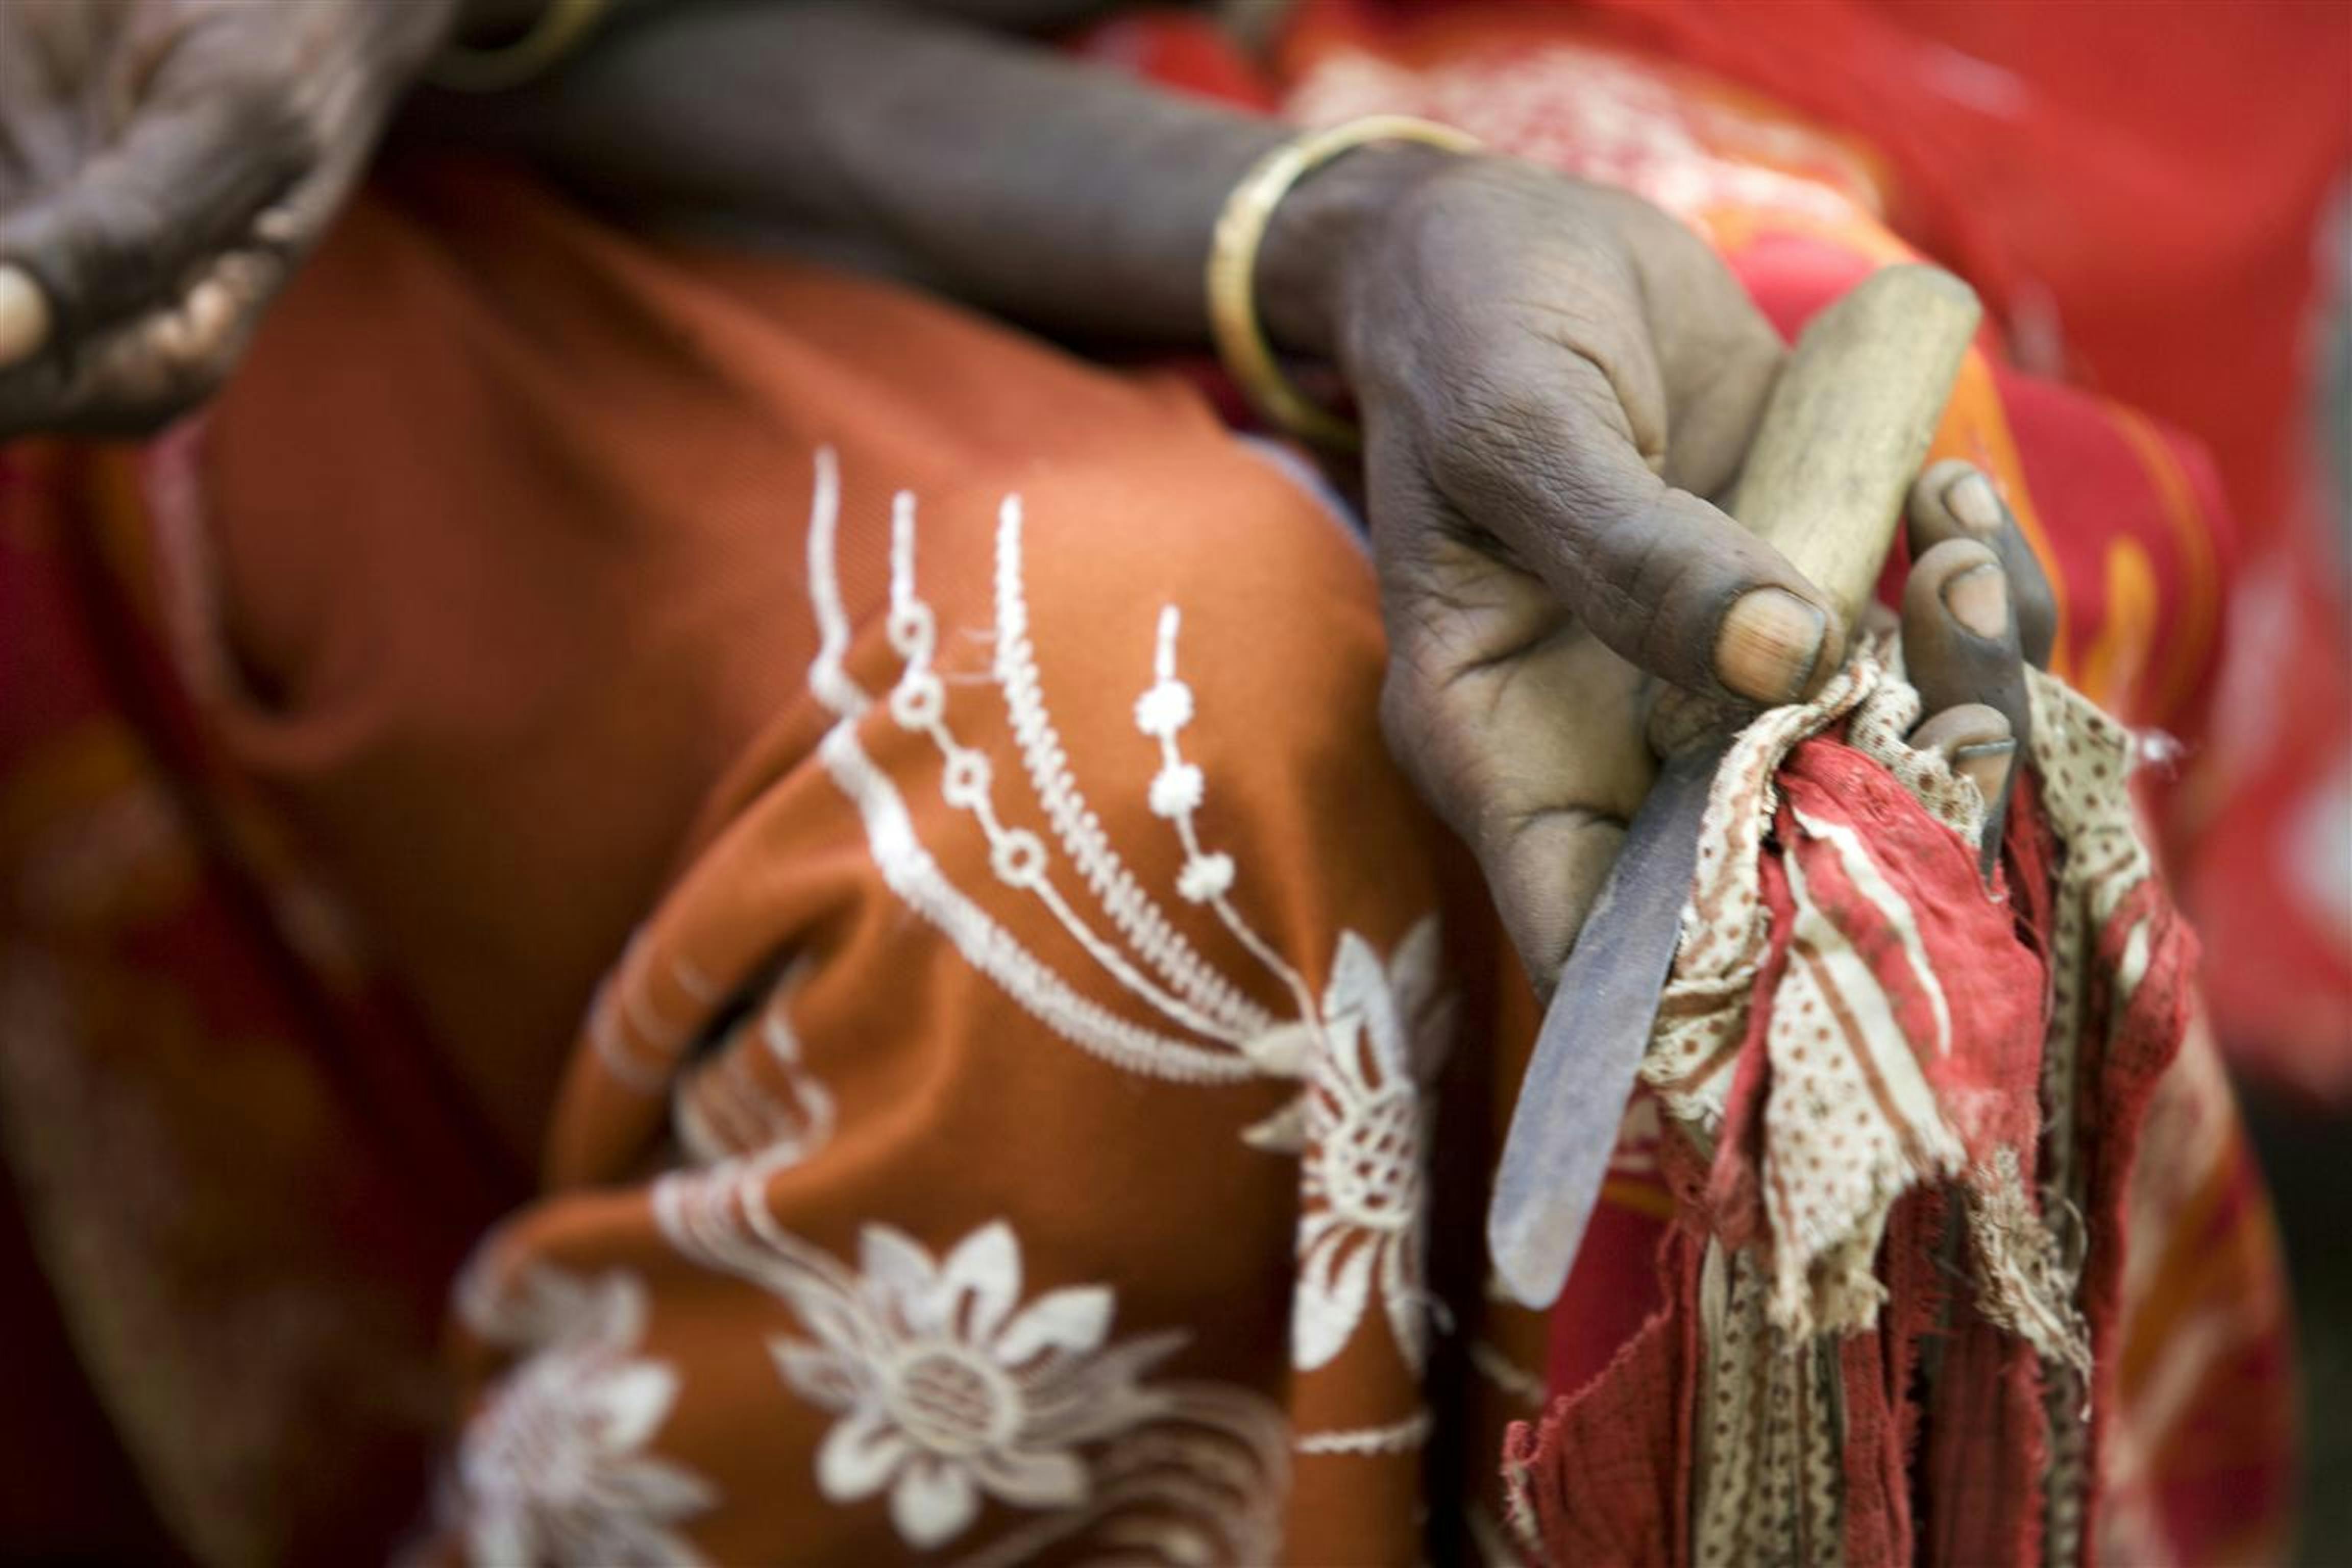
2256, 1100, 2352, 1564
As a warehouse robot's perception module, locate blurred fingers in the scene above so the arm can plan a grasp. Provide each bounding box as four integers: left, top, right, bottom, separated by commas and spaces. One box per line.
0, 246, 282, 437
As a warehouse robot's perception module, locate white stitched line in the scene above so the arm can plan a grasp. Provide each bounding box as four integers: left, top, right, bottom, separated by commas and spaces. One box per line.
588, 985, 671, 1095
814, 724, 1251, 1082
884, 492, 1252, 1046
993, 498, 1278, 1039
1294, 1409, 1432, 1455
806, 447, 869, 721
1141, 606, 1320, 1027
801, 453, 1252, 1084
670, 955, 721, 1006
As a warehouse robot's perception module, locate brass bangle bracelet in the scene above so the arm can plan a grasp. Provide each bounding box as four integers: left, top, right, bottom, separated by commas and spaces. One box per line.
1206, 115, 1482, 449
429, 0, 611, 93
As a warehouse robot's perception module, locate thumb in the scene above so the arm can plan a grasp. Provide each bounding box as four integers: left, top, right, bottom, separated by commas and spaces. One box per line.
1436, 346, 1841, 707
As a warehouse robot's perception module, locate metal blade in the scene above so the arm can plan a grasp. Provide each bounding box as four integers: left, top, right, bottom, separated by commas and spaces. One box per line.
1486, 742, 1724, 1310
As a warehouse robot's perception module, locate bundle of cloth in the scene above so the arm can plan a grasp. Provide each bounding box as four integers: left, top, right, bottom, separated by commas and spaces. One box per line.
1509, 649, 2190, 1565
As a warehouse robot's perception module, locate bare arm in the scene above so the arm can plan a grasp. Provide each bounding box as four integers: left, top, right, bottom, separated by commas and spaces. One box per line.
447, 2, 1357, 352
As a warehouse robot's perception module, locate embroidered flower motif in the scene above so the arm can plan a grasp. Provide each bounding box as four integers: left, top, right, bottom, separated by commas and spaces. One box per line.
1292, 918, 1452, 1373
453, 1268, 714, 1567
773, 1221, 1185, 1550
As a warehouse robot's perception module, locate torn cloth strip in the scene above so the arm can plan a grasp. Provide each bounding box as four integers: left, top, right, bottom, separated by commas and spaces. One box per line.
1507, 659, 2183, 1566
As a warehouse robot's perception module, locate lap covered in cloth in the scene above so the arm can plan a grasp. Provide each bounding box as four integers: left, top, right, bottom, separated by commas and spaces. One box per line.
0, 37, 2299, 1568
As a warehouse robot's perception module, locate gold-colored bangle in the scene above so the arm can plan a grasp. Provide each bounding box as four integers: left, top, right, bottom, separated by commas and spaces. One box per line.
1207, 115, 1481, 449
429, 0, 611, 93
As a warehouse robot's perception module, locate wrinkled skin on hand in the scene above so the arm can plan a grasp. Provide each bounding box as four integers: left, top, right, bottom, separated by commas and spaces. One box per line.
0, 0, 460, 435
1326, 156, 2055, 992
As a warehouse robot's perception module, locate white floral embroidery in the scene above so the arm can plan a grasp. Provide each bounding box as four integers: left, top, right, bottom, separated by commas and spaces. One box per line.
655, 1161, 1287, 1555
1130, 603, 1320, 1032
802, 453, 1255, 1084
1294, 918, 1451, 1374
800, 450, 1458, 1385
450, 1267, 713, 1567
785, 1222, 1183, 1549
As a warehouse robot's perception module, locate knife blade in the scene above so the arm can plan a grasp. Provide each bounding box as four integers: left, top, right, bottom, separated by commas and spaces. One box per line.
1488, 742, 1720, 1309
1484, 264, 1983, 1310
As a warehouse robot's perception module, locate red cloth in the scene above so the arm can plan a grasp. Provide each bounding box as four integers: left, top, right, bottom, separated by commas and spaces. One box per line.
1504, 718, 2200, 1564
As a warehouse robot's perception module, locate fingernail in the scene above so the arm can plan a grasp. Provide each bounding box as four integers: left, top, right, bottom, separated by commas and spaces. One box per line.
0, 265, 51, 370
1951, 738, 2017, 804
1945, 470, 2004, 535
1943, 562, 2010, 640
1718, 587, 1826, 704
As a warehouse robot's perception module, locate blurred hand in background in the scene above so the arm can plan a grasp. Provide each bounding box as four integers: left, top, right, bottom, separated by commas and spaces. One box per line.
0, 0, 463, 437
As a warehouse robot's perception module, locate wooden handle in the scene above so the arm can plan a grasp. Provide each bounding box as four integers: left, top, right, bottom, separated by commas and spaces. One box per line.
1730, 264, 1981, 628
1651, 264, 1981, 752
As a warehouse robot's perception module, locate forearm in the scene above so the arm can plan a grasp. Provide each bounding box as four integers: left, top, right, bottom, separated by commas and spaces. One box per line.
456, 1, 1420, 352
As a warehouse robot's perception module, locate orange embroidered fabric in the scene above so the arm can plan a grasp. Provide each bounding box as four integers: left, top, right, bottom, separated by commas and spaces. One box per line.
5, 162, 1517, 1562
0, 24, 2303, 1566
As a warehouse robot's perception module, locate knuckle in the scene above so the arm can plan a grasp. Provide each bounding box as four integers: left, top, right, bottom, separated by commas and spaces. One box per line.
1581, 487, 1685, 612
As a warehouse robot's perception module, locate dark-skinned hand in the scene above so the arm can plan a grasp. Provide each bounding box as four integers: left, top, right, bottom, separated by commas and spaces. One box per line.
1322, 156, 2056, 990
0, 0, 463, 436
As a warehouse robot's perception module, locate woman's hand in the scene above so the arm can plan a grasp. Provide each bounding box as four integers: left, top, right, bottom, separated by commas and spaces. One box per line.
0, 0, 463, 437
1276, 151, 2054, 989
